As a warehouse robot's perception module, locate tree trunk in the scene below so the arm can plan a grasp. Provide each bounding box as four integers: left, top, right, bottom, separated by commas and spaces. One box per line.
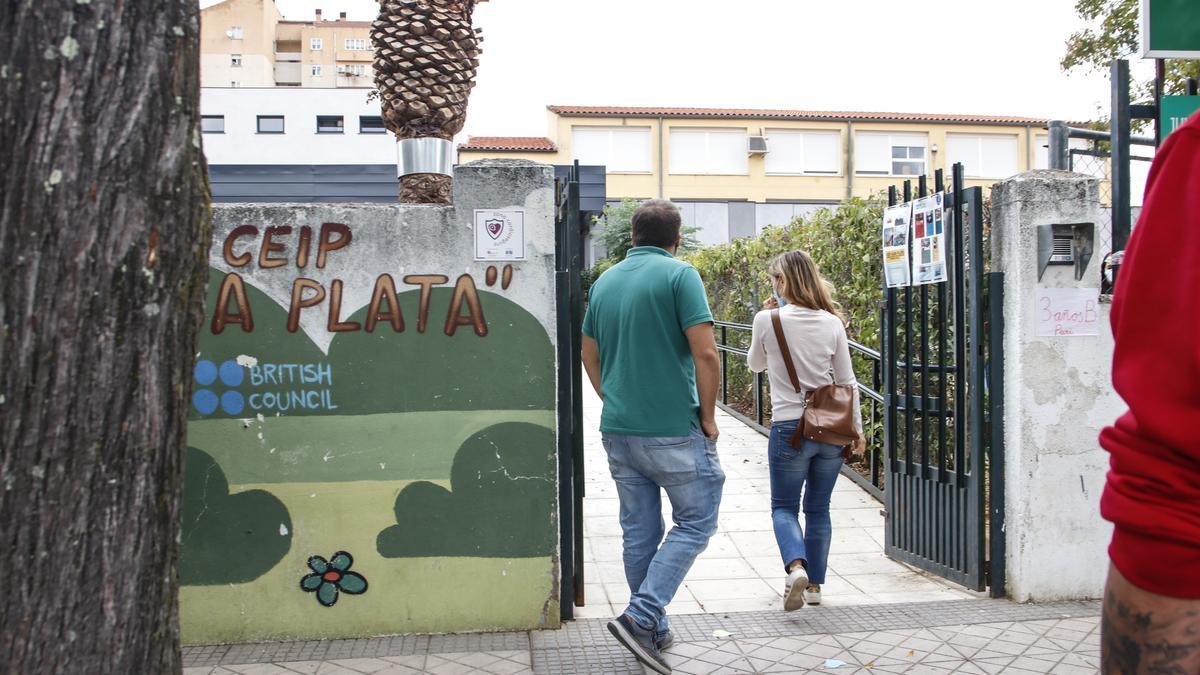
0, 2, 210, 673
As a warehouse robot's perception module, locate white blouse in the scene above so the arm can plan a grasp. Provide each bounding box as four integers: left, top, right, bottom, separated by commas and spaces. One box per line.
747, 305, 863, 432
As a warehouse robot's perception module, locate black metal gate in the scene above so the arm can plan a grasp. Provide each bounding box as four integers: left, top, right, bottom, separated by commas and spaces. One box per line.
881, 164, 1006, 596
554, 163, 586, 620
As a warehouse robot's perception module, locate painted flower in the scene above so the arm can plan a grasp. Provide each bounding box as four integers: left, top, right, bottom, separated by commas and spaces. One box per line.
300, 551, 368, 607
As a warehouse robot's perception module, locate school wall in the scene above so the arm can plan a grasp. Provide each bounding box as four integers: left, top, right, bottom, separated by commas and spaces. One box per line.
179, 160, 561, 644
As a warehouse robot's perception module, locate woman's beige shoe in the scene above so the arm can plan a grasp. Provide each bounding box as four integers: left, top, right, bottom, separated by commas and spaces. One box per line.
783, 567, 809, 611
804, 583, 822, 606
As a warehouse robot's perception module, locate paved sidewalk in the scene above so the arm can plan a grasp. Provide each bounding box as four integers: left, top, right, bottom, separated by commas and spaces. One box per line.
181, 386, 1107, 675
183, 598, 1103, 673
577, 385, 976, 617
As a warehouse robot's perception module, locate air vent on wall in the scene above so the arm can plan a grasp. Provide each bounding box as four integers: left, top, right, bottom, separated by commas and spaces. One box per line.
748, 135, 769, 154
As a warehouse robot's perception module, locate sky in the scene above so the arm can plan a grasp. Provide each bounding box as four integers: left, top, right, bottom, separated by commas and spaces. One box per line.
201, 0, 1149, 140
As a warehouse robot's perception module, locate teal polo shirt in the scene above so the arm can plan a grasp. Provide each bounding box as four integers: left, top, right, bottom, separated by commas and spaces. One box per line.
582, 246, 714, 437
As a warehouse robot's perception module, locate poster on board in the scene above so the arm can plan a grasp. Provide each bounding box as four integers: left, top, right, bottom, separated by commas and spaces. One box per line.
882, 202, 912, 288
911, 192, 948, 285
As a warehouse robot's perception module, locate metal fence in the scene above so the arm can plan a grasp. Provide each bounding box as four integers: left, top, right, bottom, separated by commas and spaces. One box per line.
714, 320, 886, 500
1048, 116, 1155, 254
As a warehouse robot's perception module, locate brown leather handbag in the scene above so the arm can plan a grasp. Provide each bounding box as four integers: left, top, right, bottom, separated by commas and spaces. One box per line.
770, 309, 859, 449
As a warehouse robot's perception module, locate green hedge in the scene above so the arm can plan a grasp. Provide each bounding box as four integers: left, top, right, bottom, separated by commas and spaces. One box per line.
683, 196, 885, 347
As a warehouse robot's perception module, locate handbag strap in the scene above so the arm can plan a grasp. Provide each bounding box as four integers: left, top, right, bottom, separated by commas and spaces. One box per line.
769, 309, 803, 394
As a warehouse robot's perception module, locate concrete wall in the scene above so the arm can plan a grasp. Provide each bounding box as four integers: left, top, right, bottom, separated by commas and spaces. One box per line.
180, 160, 560, 643
991, 170, 1125, 602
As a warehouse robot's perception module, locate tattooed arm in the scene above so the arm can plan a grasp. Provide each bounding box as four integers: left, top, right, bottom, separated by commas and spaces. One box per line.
1102, 564, 1200, 675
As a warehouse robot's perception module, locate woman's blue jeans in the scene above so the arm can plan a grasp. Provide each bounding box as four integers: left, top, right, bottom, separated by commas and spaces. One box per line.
768, 419, 844, 584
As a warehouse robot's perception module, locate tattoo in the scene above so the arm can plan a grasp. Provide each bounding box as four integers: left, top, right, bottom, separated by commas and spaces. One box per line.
1103, 589, 1200, 674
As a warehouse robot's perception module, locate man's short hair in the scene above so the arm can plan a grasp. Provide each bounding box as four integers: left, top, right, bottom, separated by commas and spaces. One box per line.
631, 199, 682, 250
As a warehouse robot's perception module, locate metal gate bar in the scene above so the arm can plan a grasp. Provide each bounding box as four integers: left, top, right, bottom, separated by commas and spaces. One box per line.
883, 163, 992, 592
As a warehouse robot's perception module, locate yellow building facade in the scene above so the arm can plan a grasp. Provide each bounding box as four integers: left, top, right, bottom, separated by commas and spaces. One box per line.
461, 106, 1057, 203
201, 0, 373, 90
460, 106, 1058, 248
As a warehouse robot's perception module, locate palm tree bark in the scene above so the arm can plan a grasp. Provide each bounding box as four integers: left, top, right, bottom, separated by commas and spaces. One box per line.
0, 1, 210, 672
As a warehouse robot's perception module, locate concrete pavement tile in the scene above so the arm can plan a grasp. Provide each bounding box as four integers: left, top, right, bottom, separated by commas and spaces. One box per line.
686, 577, 780, 603
685, 555, 761, 580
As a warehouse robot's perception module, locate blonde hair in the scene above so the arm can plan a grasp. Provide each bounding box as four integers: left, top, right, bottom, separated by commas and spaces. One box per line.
768, 250, 845, 323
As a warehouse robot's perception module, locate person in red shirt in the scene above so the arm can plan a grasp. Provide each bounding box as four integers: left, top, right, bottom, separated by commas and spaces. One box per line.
1099, 110, 1200, 673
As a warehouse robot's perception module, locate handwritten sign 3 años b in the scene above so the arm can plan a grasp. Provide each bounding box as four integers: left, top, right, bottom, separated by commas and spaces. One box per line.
1036, 287, 1101, 337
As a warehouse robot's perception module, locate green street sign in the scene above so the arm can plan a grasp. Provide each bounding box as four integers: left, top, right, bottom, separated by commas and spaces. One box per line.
1162, 96, 1200, 138
1142, 0, 1200, 57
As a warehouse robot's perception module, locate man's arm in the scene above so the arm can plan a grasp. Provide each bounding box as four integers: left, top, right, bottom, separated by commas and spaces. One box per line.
581, 335, 603, 400
685, 322, 720, 440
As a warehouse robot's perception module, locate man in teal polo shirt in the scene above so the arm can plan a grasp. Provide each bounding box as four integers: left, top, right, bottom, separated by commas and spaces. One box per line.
582, 199, 724, 675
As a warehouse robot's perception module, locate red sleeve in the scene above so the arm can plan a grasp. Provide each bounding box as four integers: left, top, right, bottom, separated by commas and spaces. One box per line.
1099, 112, 1200, 598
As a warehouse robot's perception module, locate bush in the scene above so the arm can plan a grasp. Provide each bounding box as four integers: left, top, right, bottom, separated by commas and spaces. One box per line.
683, 196, 885, 347
592, 198, 703, 261
682, 197, 886, 439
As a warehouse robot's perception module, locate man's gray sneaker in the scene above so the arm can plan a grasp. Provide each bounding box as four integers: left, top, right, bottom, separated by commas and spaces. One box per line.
655, 629, 675, 651
608, 614, 672, 674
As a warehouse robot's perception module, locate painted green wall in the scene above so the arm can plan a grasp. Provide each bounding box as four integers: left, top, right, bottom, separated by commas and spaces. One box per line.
181, 197, 560, 643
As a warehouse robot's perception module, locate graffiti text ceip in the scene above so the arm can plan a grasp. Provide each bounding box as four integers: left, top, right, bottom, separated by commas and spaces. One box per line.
210, 223, 498, 338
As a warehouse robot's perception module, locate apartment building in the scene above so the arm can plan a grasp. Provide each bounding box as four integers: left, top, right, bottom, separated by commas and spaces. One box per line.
459, 106, 1074, 245
201, 0, 374, 89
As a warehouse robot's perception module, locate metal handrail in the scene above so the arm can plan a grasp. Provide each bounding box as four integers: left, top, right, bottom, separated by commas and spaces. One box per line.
712, 317, 886, 499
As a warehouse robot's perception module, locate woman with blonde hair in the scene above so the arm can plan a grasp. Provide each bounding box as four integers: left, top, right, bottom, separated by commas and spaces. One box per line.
748, 250, 864, 611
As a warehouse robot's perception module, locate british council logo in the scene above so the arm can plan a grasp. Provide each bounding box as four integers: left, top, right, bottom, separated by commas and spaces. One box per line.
193, 359, 245, 416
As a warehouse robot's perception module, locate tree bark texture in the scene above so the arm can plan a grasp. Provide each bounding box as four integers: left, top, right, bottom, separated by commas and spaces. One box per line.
0, 2, 211, 673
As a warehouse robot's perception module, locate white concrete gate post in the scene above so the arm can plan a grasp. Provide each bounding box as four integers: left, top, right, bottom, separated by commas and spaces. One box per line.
990, 171, 1126, 602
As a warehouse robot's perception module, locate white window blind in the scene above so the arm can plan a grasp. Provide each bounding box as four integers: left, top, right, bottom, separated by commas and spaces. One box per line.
947, 134, 1018, 178
766, 130, 841, 174
1035, 134, 1049, 170
571, 128, 651, 173
854, 133, 891, 175
669, 129, 748, 175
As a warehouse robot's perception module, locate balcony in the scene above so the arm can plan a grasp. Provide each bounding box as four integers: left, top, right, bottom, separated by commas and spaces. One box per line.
275, 61, 302, 85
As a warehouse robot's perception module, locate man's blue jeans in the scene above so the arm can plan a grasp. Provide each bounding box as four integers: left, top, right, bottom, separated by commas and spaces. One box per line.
768, 419, 843, 584
601, 428, 725, 636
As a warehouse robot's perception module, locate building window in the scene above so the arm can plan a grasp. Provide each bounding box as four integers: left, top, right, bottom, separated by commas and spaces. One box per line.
946, 133, 1019, 179
231, 54, 242, 68
344, 38, 368, 51
228, 26, 243, 40
1035, 134, 1049, 170
310, 38, 323, 50
669, 129, 749, 175
200, 115, 225, 134
360, 116, 386, 134
764, 130, 841, 175
855, 132, 928, 176
571, 127, 652, 173
316, 116, 344, 134
311, 64, 323, 77
257, 115, 285, 134
338, 64, 366, 77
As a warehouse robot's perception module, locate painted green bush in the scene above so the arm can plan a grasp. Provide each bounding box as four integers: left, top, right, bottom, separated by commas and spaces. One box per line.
377, 422, 556, 558
180, 447, 293, 585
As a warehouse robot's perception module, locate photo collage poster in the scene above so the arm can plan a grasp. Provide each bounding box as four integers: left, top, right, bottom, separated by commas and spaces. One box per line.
910, 192, 949, 286
882, 202, 912, 288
